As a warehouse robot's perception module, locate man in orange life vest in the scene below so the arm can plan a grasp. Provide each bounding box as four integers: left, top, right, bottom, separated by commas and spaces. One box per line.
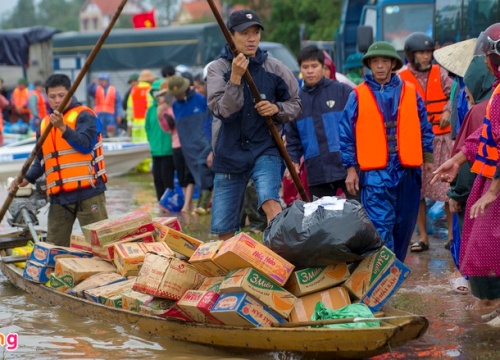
28, 80, 48, 132
339, 41, 434, 262
87, 73, 122, 138
10, 74, 108, 247
127, 70, 155, 142
399, 33, 454, 253
10, 78, 31, 123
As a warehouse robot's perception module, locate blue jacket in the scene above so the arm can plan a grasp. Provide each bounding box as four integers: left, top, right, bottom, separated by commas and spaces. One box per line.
339, 74, 434, 187
25, 99, 106, 206
207, 45, 301, 174
285, 77, 352, 186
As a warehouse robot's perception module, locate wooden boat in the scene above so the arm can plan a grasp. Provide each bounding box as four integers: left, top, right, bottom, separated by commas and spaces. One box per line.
0, 256, 429, 359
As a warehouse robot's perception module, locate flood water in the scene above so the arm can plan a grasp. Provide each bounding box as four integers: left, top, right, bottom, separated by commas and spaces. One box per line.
1, 173, 499, 359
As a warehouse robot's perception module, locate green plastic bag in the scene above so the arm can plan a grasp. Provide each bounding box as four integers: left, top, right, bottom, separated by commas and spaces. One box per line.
311, 302, 380, 328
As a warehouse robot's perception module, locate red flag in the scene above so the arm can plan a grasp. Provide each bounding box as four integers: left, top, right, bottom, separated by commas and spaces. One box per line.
132, 10, 156, 29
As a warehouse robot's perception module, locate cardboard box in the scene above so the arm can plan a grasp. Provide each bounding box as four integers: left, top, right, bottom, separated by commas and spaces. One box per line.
210, 292, 286, 327
157, 227, 203, 258
92, 232, 155, 262
47, 273, 73, 292
114, 241, 174, 276
220, 267, 297, 318
132, 253, 205, 300
68, 272, 126, 297
82, 210, 154, 246
23, 261, 53, 283
70, 233, 92, 252
214, 233, 295, 286
84, 279, 135, 304
54, 257, 117, 285
189, 241, 228, 277
153, 217, 182, 232
197, 276, 224, 292
30, 242, 93, 267
122, 291, 153, 312
176, 290, 223, 324
285, 263, 350, 297
289, 286, 351, 323
360, 260, 411, 312
343, 246, 398, 300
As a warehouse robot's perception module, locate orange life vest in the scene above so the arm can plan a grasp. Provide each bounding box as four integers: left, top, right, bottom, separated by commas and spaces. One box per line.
40, 106, 107, 196
28, 90, 48, 119
12, 87, 31, 115
355, 81, 423, 170
470, 83, 500, 179
94, 85, 116, 114
130, 83, 150, 120
399, 65, 449, 135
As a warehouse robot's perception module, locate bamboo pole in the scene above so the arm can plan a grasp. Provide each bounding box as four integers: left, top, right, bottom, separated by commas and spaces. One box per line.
206, 1, 309, 202
272, 314, 422, 328
0, 0, 130, 223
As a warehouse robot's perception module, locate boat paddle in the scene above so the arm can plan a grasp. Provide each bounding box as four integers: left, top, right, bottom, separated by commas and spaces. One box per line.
271, 314, 422, 328
206, 0, 309, 202
0, 0, 129, 225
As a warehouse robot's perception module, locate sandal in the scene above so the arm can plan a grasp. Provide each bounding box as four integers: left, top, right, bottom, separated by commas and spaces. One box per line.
482, 308, 500, 321
444, 238, 453, 250
410, 241, 429, 252
449, 277, 469, 295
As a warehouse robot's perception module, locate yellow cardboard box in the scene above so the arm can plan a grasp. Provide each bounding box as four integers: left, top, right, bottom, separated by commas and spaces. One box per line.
114, 241, 174, 277
54, 257, 117, 286
285, 263, 350, 297
220, 267, 297, 318
188, 241, 228, 277
214, 233, 295, 286
289, 286, 351, 323
156, 227, 203, 258
68, 272, 126, 297
196, 276, 224, 292
84, 278, 135, 304
152, 217, 182, 232
122, 290, 153, 312
70, 233, 92, 252
133, 253, 205, 300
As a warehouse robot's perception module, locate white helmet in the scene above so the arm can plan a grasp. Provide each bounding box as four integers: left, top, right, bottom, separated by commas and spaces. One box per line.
175, 64, 190, 75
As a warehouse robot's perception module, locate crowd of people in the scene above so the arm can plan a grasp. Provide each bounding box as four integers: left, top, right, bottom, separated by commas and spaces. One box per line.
4, 9, 500, 327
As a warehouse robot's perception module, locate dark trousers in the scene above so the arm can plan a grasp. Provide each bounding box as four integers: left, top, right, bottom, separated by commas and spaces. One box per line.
152, 155, 175, 201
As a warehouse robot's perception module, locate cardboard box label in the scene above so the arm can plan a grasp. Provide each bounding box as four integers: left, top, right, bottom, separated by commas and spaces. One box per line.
197, 276, 224, 293
30, 242, 92, 267
189, 241, 228, 277
286, 263, 349, 297
54, 257, 117, 285
23, 261, 53, 283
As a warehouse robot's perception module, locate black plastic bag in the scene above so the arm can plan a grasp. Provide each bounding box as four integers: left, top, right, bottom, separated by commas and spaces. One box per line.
263, 197, 383, 268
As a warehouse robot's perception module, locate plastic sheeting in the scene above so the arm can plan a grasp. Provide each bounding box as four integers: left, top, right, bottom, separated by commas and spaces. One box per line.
263, 197, 383, 268
0, 26, 58, 66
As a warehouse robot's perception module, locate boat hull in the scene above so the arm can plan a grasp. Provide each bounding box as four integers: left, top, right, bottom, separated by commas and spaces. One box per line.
0, 260, 428, 358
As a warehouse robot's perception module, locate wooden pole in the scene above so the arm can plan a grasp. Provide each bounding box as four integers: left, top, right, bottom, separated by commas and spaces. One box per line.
0, 0, 130, 223
271, 314, 422, 328
206, 1, 309, 202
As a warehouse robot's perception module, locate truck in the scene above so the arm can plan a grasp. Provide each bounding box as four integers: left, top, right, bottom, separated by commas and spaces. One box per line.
335, 0, 500, 72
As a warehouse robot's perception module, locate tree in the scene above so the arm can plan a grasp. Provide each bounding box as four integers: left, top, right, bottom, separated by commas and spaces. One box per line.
2, 0, 38, 29
37, 0, 83, 31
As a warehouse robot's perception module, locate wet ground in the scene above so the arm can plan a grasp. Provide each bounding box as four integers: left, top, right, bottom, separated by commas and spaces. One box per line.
0, 173, 499, 359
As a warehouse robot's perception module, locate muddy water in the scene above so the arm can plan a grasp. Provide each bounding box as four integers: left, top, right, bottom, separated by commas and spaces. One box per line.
1, 174, 499, 359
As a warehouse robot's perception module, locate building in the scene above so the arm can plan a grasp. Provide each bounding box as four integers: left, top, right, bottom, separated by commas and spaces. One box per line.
174, 0, 222, 25
79, 0, 147, 32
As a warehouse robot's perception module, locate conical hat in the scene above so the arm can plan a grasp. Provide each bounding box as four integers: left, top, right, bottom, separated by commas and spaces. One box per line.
433, 38, 477, 77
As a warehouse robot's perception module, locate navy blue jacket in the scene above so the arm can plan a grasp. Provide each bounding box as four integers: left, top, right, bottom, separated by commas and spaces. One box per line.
285, 77, 352, 186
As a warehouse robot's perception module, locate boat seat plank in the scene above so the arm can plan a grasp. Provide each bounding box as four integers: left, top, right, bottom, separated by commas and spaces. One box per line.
0, 237, 31, 250
2, 255, 30, 264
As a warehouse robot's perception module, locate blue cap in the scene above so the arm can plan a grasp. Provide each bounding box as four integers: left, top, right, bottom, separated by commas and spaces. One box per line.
98, 73, 110, 81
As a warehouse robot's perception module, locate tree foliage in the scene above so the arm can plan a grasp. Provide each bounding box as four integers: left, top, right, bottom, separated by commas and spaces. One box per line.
221, 0, 342, 54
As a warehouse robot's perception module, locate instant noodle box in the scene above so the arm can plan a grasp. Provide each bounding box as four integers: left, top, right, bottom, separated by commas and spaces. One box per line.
30, 242, 92, 267
114, 241, 173, 276
23, 261, 52, 283
214, 233, 295, 286
289, 286, 351, 323
156, 227, 203, 258
152, 217, 182, 232
197, 276, 224, 292
285, 263, 350, 297
54, 257, 117, 286
176, 290, 223, 324
122, 290, 153, 312
210, 292, 287, 327
188, 241, 228, 277
70, 233, 92, 252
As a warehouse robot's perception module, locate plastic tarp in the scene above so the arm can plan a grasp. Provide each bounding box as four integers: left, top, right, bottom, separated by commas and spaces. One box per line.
0, 26, 59, 66
52, 23, 226, 71
263, 197, 384, 267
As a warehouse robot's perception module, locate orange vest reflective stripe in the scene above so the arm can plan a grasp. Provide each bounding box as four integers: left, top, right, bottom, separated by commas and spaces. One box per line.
130, 83, 150, 119
40, 106, 107, 196
399, 65, 449, 135
355, 82, 423, 170
28, 90, 48, 119
94, 85, 116, 114
12, 87, 31, 115
470, 83, 500, 179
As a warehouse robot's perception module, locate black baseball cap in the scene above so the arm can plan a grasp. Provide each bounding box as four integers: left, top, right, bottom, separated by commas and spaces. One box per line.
227, 9, 264, 32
